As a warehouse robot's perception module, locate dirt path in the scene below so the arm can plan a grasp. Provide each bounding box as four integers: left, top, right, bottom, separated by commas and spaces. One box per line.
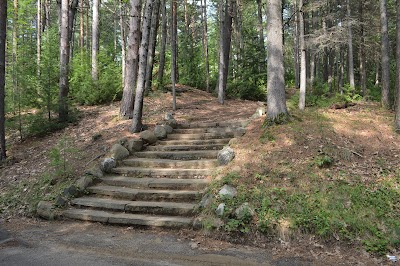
0, 219, 317, 266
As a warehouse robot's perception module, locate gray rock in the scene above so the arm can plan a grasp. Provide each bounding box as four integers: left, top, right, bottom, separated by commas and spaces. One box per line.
110, 144, 130, 160
233, 127, 246, 137
235, 202, 255, 219
101, 158, 116, 173
254, 106, 266, 117
85, 165, 104, 178
163, 124, 174, 134
218, 147, 235, 165
219, 184, 237, 198
199, 193, 213, 208
165, 112, 174, 120
165, 119, 178, 129
118, 137, 129, 148
37, 201, 55, 220
63, 185, 79, 198
76, 176, 93, 191
127, 138, 144, 153
215, 203, 226, 216
228, 138, 238, 145
55, 196, 67, 207
139, 130, 158, 144
154, 125, 167, 139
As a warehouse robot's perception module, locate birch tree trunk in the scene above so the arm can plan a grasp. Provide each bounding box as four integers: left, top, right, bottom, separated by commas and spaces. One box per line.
92, 0, 100, 82
12, 0, 18, 116
266, 0, 288, 121
157, 0, 167, 89
347, 0, 355, 88
201, 0, 210, 92
59, 0, 69, 122
380, 0, 391, 108
257, 0, 265, 71
293, 0, 300, 89
37, 0, 42, 78
359, 1, 367, 96
120, 0, 141, 119
299, 0, 306, 110
120, 0, 126, 86
131, 0, 154, 132
0, 0, 6, 161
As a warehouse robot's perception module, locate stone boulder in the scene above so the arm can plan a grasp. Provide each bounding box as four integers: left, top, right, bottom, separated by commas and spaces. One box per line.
165, 119, 178, 129
101, 158, 116, 173
217, 147, 235, 165
234, 202, 255, 220
165, 112, 174, 120
76, 176, 94, 191
140, 130, 157, 144
215, 203, 226, 216
110, 144, 130, 160
63, 185, 79, 198
127, 138, 144, 153
163, 124, 174, 134
37, 201, 56, 220
219, 184, 237, 199
233, 127, 246, 137
85, 165, 104, 178
199, 193, 213, 208
154, 125, 167, 139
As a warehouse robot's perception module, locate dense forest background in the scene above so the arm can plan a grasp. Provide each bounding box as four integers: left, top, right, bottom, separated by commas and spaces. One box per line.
1, 0, 400, 158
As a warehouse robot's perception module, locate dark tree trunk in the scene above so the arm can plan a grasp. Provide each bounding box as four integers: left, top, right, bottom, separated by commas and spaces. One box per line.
381, 0, 391, 108
217, 0, 233, 105
201, 0, 210, 92
131, 0, 154, 132
266, 0, 288, 120
157, 0, 167, 89
359, 1, 367, 96
0, 0, 6, 161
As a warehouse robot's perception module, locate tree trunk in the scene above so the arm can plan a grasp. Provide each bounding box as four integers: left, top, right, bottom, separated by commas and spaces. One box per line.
217, 0, 233, 105
68, 0, 78, 64
120, 0, 142, 119
201, 0, 210, 92
12, 0, 18, 117
266, 0, 288, 120
157, 0, 167, 89
359, 1, 367, 96
347, 0, 355, 88
171, 0, 177, 111
120, 0, 126, 87
59, 0, 69, 122
380, 0, 391, 108
144, 0, 161, 93
395, 0, 400, 130
80, 0, 84, 49
92, 0, 100, 82
293, 0, 300, 89
299, 0, 306, 110
37, 0, 42, 78
131, 0, 154, 132
257, 0, 265, 71
0, 0, 6, 161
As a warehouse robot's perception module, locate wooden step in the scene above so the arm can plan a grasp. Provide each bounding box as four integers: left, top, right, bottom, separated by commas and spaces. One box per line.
100, 176, 209, 190
63, 209, 192, 228
111, 167, 215, 177
88, 185, 201, 202
173, 128, 236, 134
166, 132, 234, 140
177, 120, 248, 129
122, 158, 219, 169
71, 197, 197, 216
134, 150, 218, 160
145, 144, 224, 151
157, 139, 230, 146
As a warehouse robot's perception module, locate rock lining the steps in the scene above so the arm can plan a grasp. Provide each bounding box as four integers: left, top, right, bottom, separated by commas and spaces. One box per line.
217, 147, 235, 165
110, 144, 130, 160
154, 125, 168, 139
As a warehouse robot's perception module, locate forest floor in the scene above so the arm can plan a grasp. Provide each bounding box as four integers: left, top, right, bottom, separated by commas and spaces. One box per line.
1, 86, 399, 265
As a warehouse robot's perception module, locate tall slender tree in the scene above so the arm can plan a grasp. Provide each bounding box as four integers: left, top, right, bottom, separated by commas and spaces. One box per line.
201, 0, 210, 92
157, 0, 167, 89
131, 0, 154, 132
347, 0, 355, 88
396, 0, 400, 131
92, 0, 100, 82
380, 0, 390, 109
171, 0, 177, 111
299, 0, 306, 110
0, 0, 6, 161
266, 0, 288, 121
59, 0, 70, 122
120, 0, 142, 119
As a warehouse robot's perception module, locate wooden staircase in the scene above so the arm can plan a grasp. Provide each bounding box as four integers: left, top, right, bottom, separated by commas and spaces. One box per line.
62, 121, 246, 228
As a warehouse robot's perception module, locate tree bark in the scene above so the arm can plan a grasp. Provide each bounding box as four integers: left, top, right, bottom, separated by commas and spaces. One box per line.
37, 0, 42, 78
0, 0, 6, 161
68, 0, 78, 64
144, 0, 161, 93
131, 0, 154, 132
92, 0, 100, 82
201, 0, 210, 92
347, 0, 355, 88
293, 0, 300, 89
266, 0, 288, 120
217, 0, 233, 105
257, 0, 266, 71
80, 0, 84, 49
380, 0, 391, 108
299, 0, 306, 110
59, 0, 69, 122
157, 0, 167, 89
171, 0, 177, 111
359, 1, 367, 96
396, 0, 400, 130
120, 0, 142, 119
12, 0, 18, 116
120, 0, 126, 87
